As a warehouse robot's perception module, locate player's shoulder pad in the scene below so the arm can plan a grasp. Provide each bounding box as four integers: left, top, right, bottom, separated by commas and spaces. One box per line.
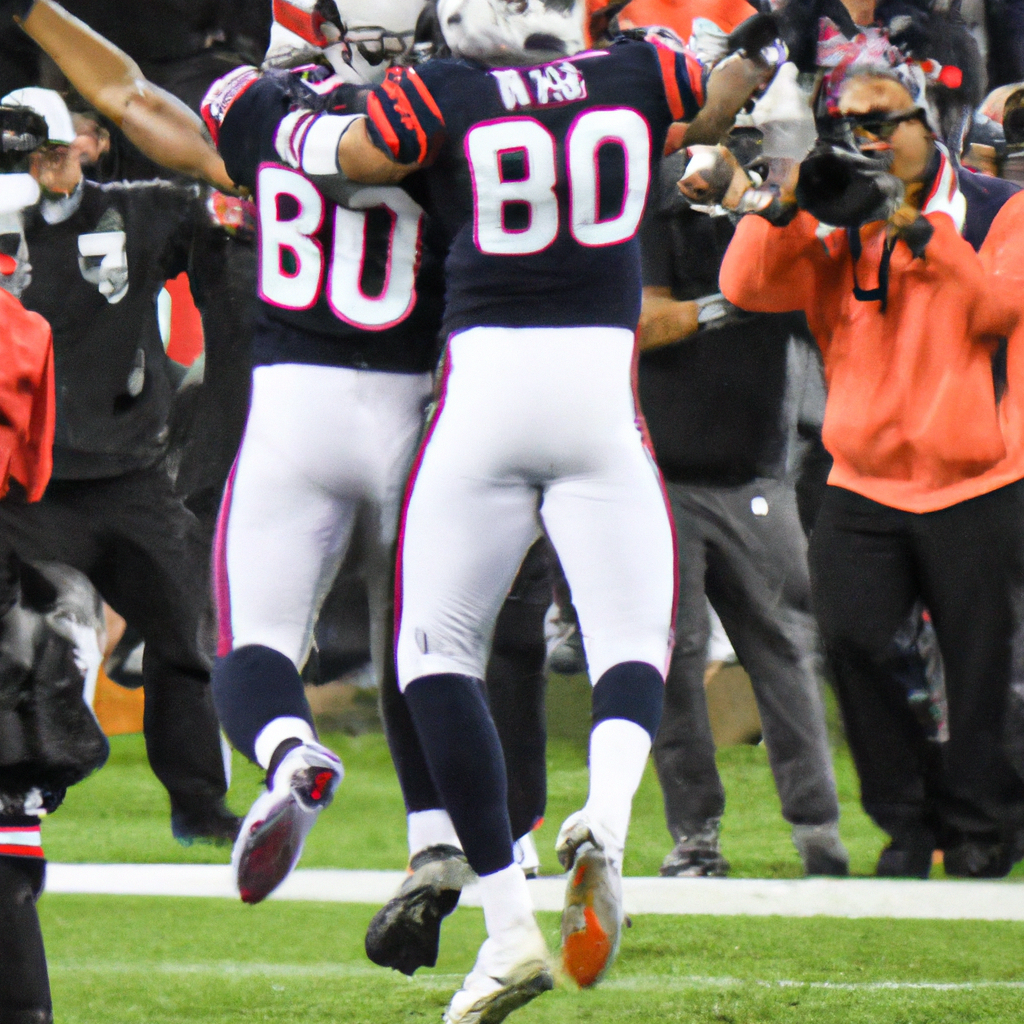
365, 65, 446, 166
201, 64, 262, 145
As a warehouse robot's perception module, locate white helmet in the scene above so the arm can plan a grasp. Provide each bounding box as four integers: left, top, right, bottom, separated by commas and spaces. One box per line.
436, 0, 586, 67
264, 0, 428, 85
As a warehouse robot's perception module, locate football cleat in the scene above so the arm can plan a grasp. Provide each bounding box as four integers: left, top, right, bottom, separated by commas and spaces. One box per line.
365, 843, 475, 975
556, 814, 623, 988
232, 739, 343, 904
443, 921, 552, 1024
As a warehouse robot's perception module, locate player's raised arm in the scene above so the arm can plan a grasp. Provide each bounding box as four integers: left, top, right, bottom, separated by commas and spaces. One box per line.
13, 0, 234, 190
683, 52, 776, 146
648, 13, 781, 149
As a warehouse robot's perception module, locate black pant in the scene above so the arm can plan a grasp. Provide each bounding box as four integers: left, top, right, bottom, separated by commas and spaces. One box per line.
0, 464, 227, 815
810, 482, 1024, 848
0, 852, 49, 1024
654, 478, 839, 840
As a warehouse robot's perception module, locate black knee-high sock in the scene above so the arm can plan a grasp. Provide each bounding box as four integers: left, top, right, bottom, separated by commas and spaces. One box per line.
0, 854, 51, 1024
486, 599, 548, 841
402, 674, 514, 876
379, 648, 443, 813
210, 644, 316, 763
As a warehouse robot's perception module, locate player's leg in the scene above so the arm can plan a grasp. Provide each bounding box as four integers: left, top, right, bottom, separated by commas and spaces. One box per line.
367, 536, 551, 974
357, 386, 477, 977
541, 398, 675, 988
0, 851, 50, 1024
394, 350, 552, 1019
212, 364, 396, 901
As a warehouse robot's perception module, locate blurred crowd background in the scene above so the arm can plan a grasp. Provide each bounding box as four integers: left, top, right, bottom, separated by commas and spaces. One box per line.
3, 0, 1024, 890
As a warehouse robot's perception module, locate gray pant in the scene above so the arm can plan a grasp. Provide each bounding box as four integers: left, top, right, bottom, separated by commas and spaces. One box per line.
653, 477, 840, 840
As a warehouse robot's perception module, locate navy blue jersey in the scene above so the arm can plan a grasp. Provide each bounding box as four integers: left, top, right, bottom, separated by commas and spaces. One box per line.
201, 64, 444, 372
365, 37, 703, 336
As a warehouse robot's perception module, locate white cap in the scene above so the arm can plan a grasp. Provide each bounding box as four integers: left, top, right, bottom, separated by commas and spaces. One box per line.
0, 172, 41, 215
1, 86, 76, 146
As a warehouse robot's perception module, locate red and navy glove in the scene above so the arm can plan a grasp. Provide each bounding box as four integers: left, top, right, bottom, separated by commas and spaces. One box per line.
365, 66, 445, 165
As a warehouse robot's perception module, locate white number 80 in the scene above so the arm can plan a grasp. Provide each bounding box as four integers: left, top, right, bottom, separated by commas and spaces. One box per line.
465, 108, 651, 257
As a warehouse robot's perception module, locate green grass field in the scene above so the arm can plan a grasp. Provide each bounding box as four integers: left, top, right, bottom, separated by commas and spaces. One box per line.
42, 896, 1024, 1023
35, 688, 1024, 1022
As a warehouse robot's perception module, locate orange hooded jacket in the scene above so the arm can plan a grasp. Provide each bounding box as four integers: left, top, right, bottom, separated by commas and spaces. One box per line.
720, 163, 1024, 513
0, 288, 55, 501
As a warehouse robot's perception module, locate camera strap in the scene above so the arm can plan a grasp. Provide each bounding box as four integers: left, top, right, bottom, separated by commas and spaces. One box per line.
847, 226, 893, 314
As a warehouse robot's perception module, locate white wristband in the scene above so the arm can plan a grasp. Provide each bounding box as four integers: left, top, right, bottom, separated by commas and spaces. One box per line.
300, 113, 364, 175
274, 112, 364, 174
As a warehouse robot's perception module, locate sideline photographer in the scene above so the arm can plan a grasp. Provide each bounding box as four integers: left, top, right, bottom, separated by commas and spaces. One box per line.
718, 67, 1024, 877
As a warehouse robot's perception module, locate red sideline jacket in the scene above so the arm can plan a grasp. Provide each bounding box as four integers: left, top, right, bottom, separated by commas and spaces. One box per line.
0, 288, 55, 501
720, 154, 1024, 513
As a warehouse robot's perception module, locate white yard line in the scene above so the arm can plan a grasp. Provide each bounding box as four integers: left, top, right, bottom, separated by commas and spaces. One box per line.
46, 960, 1024, 992
44, 863, 1024, 920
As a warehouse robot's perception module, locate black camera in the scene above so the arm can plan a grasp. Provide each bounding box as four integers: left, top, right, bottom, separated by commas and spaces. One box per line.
0, 104, 48, 173
795, 124, 904, 228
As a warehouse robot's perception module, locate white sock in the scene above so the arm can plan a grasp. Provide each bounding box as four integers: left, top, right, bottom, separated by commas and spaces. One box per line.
477, 863, 535, 940
407, 809, 462, 859
253, 716, 316, 771
583, 718, 652, 868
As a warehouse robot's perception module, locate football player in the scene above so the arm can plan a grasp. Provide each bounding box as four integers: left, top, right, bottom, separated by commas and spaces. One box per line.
18, 3, 773, 1017
8, 0, 445, 905
10, 1, 557, 955
322, 0, 776, 1015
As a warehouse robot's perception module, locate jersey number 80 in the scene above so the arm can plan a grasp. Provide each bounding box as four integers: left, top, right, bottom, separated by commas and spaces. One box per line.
257, 165, 422, 331
466, 109, 651, 256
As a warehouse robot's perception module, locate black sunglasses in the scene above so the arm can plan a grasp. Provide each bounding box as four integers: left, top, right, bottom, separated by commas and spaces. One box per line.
843, 108, 928, 141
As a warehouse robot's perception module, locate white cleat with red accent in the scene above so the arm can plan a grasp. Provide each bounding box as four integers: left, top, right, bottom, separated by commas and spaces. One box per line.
232, 739, 343, 904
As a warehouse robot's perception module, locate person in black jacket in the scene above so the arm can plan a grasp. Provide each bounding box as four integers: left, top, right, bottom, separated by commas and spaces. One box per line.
0, 87, 238, 844
637, 142, 847, 877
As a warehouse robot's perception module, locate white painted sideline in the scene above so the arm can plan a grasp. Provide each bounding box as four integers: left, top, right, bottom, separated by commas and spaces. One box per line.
44, 864, 1024, 921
